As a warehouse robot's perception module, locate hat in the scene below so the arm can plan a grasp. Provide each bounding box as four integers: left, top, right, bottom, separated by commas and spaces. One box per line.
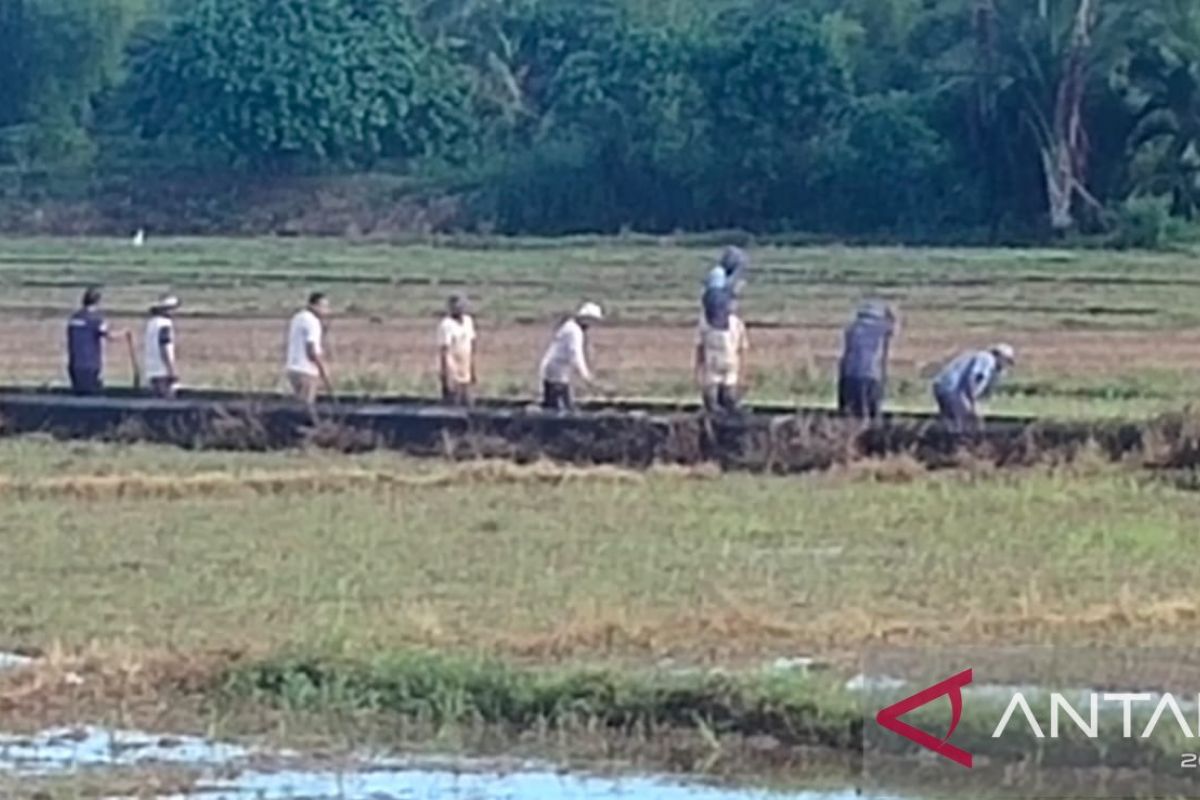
856, 301, 888, 320
151, 295, 180, 313
576, 302, 604, 321
992, 343, 1017, 364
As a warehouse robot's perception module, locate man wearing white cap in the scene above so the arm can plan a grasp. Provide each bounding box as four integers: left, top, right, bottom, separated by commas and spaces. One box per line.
539, 302, 603, 410
932, 344, 1017, 430
144, 294, 181, 398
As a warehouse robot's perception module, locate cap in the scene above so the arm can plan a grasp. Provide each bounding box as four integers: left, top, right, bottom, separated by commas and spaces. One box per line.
857, 301, 888, 320
151, 294, 180, 312
576, 302, 604, 321
992, 343, 1017, 364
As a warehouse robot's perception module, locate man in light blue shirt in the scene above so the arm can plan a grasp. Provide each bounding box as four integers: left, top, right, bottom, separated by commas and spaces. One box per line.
932, 344, 1016, 430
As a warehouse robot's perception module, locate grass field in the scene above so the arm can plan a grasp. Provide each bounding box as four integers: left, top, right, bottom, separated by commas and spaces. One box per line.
4, 237, 1200, 794
0, 438, 1193, 664
2, 237, 1200, 417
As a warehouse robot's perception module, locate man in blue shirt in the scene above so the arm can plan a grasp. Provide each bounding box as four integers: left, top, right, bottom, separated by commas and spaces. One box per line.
66, 287, 112, 395
838, 302, 897, 420
932, 344, 1017, 430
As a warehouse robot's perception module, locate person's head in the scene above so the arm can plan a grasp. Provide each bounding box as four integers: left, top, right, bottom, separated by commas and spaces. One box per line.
151, 294, 180, 318
81, 287, 102, 309
856, 301, 892, 322
991, 343, 1017, 369
575, 302, 604, 330
720, 246, 749, 277
307, 292, 330, 319
448, 294, 469, 320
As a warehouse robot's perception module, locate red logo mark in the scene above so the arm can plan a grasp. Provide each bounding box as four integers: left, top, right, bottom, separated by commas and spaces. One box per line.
875, 668, 974, 768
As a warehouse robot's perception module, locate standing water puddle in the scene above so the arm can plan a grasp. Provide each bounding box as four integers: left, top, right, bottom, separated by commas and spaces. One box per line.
0, 726, 873, 800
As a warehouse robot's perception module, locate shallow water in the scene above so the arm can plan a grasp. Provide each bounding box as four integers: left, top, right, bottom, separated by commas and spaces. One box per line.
0, 726, 870, 800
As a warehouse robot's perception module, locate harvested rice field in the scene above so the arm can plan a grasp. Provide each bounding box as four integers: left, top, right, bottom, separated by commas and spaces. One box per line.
4, 237, 1200, 798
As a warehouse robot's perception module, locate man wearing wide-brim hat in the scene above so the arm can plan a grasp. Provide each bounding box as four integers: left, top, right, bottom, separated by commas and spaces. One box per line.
145, 294, 181, 398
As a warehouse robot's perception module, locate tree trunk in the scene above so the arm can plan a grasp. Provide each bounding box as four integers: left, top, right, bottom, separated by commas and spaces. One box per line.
1043, 0, 1097, 233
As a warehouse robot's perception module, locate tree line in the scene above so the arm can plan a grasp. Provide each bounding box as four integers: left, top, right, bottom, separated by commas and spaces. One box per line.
2, 0, 1199, 241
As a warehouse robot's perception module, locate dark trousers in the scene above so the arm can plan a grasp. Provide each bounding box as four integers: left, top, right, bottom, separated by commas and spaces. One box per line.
702, 384, 740, 413
69, 367, 102, 396
542, 381, 574, 411
838, 375, 883, 420
150, 377, 178, 398
442, 381, 473, 407
935, 387, 975, 431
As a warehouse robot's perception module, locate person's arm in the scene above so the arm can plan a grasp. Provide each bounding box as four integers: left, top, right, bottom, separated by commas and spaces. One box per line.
306, 323, 333, 394
158, 326, 177, 380
571, 327, 594, 385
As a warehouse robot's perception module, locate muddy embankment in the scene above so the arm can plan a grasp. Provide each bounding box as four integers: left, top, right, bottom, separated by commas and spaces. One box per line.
2, 387, 1198, 472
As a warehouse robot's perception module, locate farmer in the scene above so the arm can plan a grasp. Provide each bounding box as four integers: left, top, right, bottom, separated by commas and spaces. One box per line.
66, 286, 115, 395
285, 292, 334, 404
702, 246, 749, 330
838, 301, 897, 421
143, 294, 181, 398
695, 294, 749, 413
437, 294, 477, 406
538, 302, 604, 411
932, 344, 1017, 431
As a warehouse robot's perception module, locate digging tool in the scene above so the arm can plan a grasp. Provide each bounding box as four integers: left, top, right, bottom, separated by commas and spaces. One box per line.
124, 331, 142, 390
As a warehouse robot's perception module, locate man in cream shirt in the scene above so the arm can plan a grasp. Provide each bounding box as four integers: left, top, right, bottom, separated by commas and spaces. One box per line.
695, 297, 749, 413
286, 292, 334, 404
143, 294, 181, 397
437, 294, 477, 406
539, 302, 603, 410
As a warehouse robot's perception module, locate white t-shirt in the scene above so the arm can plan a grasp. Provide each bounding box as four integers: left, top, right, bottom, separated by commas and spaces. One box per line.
143, 315, 175, 379
539, 318, 591, 384
437, 314, 476, 385
286, 309, 324, 376
696, 314, 748, 387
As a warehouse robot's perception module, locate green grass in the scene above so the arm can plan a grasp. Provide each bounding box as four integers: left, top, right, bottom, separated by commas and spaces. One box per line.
0, 438, 1196, 662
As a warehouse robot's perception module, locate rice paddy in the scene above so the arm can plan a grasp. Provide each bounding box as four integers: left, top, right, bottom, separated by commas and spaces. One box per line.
3, 236, 1200, 796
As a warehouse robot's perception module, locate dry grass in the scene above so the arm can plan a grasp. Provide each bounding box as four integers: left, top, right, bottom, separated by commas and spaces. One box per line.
0, 440, 1197, 665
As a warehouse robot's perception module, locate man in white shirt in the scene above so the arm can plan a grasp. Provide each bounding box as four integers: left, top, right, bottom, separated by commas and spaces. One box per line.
932, 343, 1016, 431
286, 292, 333, 404
437, 294, 477, 406
695, 299, 749, 413
144, 294, 180, 397
539, 302, 603, 410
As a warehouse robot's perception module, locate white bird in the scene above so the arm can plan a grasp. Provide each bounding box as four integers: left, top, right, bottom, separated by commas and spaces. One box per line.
132, 228, 145, 247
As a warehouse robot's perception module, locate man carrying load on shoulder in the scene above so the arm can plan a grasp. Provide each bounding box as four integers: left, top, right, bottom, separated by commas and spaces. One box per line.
695, 295, 749, 413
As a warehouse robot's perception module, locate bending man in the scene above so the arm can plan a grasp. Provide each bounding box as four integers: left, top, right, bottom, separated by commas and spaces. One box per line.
932, 344, 1016, 431
539, 302, 604, 411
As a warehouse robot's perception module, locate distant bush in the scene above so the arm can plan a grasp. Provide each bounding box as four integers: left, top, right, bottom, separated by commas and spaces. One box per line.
1112, 196, 1173, 250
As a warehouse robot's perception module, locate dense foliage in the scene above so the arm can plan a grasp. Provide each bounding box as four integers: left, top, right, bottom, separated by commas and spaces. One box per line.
4, 0, 1200, 239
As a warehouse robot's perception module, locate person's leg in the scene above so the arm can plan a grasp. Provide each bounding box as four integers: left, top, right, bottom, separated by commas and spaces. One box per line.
150, 377, 177, 398
288, 371, 317, 404
701, 385, 719, 413
71, 368, 102, 396
837, 375, 851, 416
866, 378, 883, 420
718, 384, 740, 413
543, 381, 571, 411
